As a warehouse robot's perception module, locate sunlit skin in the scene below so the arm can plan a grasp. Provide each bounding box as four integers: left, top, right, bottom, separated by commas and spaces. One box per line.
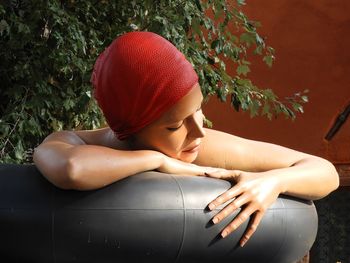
33, 83, 339, 247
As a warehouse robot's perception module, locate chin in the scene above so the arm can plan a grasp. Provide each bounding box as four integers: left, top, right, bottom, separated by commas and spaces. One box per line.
178, 152, 198, 163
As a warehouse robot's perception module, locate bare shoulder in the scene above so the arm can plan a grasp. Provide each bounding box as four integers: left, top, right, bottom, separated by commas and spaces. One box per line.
194, 128, 248, 169
194, 128, 309, 171
44, 127, 126, 149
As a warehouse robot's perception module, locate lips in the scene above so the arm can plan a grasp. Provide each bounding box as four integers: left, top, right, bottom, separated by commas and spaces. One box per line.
183, 143, 201, 153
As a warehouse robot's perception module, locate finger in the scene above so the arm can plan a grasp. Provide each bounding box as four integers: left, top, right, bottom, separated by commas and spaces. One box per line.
239, 212, 264, 247
212, 192, 250, 224
208, 184, 243, 211
201, 169, 223, 177
220, 203, 257, 238
205, 169, 241, 180
204, 169, 228, 178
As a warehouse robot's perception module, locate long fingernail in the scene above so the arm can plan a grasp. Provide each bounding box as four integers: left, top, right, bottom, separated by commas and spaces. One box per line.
212, 217, 219, 224
208, 203, 215, 210
221, 231, 228, 238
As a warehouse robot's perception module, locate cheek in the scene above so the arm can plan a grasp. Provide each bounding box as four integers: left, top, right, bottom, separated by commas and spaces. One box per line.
157, 130, 188, 158
167, 133, 187, 154
137, 127, 188, 158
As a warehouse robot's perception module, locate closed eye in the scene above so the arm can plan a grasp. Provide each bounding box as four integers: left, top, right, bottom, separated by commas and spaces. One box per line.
166, 104, 202, 131
167, 122, 184, 131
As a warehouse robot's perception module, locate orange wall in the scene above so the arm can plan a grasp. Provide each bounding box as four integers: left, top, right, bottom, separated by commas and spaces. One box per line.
203, 0, 350, 164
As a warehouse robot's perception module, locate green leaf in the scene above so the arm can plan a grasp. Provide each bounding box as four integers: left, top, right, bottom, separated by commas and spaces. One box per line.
211, 39, 220, 50
14, 141, 24, 161
236, 64, 250, 76
262, 103, 272, 120
292, 103, 304, 113
240, 32, 255, 46
17, 23, 30, 34
249, 100, 261, 118
203, 116, 213, 128
231, 94, 241, 112
0, 19, 9, 35
301, 95, 308, 102
236, 0, 246, 5
263, 55, 274, 67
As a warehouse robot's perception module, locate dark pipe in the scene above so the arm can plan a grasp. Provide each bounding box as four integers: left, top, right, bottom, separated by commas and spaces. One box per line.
0, 164, 317, 263
325, 103, 350, 141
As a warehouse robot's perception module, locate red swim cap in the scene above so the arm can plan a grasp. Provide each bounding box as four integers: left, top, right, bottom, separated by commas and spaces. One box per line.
91, 31, 198, 140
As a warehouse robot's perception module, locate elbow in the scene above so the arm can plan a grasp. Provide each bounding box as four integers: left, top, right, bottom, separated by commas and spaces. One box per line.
61, 158, 86, 190
326, 161, 339, 192
321, 159, 340, 197
45, 158, 89, 191
33, 148, 83, 190
50, 158, 87, 190
330, 163, 340, 192
305, 157, 340, 200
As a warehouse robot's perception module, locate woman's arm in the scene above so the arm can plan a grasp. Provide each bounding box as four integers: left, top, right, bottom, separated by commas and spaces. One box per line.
33, 129, 161, 190
195, 128, 339, 246
195, 128, 339, 200
33, 128, 219, 190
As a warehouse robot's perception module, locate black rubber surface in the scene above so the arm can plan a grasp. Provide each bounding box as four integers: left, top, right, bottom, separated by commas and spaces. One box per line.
0, 164, 318, 263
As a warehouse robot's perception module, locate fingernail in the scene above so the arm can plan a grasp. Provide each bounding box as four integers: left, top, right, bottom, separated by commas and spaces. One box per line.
221, 231, 228, 238
212, 217, 218, 224
208, 203, 215, 210
240, 240, 246, 247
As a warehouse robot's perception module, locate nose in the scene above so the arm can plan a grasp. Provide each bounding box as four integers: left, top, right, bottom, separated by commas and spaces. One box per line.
187, 111, 206, 138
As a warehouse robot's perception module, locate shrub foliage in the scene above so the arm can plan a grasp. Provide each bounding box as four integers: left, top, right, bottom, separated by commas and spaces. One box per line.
0, 0, 307, 163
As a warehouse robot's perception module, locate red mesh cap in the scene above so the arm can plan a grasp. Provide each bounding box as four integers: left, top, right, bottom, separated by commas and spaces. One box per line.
91, 31, 198, 140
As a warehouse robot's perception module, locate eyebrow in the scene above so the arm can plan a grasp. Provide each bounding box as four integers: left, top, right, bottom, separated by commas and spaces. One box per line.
166, 99, 203, 124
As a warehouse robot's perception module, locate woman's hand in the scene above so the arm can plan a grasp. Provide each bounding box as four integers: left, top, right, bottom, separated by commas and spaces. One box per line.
157, 154, 224, 176
206, 170, 282, 247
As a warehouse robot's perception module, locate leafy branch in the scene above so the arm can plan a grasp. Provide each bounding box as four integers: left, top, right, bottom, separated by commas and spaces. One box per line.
0, 0, 308, 163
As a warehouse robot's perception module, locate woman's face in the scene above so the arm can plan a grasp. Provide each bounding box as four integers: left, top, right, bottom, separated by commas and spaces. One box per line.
131, 83, 205, 163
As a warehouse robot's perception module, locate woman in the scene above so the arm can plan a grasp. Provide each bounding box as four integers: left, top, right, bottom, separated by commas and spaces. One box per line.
33, 31, 339, 247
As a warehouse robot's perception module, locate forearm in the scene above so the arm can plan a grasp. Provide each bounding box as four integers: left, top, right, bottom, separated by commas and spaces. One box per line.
273, 156, 339, 200
34, 143, 163, 190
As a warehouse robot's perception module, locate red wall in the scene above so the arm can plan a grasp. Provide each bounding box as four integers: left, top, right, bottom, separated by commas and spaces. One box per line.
203, 0, 350, 165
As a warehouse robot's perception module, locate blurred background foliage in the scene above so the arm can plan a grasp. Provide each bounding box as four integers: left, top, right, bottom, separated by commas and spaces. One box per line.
0, 0, 307, 163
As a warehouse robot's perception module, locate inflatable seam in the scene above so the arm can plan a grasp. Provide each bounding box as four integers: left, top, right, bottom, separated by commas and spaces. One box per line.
170, 175, 186, 262
269, 198, 287, 263
51, 210, 56, 263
